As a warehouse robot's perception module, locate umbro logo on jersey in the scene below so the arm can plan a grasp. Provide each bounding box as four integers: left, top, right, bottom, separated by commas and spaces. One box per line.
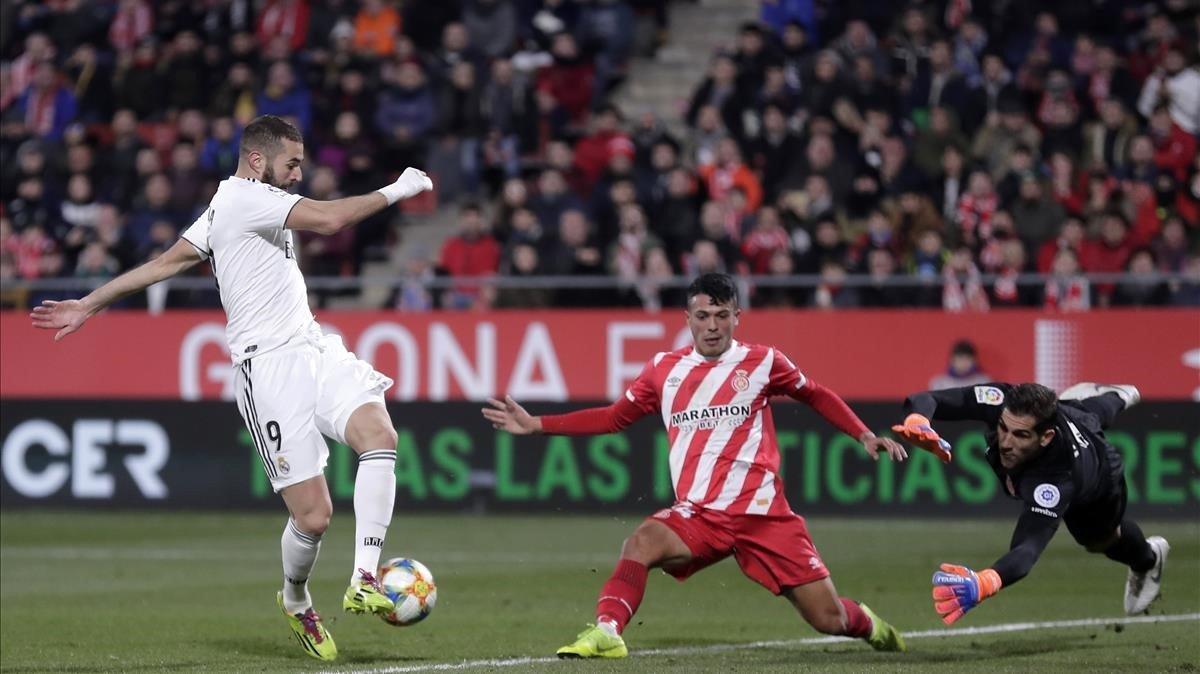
1030, 506, 1059, 518
666, 377, 682, 387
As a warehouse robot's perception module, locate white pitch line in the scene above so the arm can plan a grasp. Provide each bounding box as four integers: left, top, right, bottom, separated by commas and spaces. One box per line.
317, 612, 1200, 674
0, 546, 612, 565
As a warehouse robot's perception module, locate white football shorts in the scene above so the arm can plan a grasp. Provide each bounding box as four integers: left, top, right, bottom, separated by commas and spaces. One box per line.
234, 325, 394, 492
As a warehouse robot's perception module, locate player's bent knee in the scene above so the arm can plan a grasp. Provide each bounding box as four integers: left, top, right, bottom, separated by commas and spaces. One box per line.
620, 523, 673, 565
295, 500, 333, 536
354, 423, 398, 454
295, 511, 331, 537
619, 531, 653, 561
345, 404, 398, 453
367, 425, 398, 452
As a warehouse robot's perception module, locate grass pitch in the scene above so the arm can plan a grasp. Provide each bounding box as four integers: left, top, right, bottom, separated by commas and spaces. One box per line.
1, 512, 1196, 673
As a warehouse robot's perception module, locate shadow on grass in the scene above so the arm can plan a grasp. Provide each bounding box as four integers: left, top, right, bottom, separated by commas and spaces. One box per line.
208, 635, 429, 667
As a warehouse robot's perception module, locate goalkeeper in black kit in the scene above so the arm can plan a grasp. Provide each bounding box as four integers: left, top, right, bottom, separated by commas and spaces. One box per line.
891, 382, 1169, 625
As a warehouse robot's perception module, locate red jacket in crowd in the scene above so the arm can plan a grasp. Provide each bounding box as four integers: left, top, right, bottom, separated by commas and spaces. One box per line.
440, 234, 501, 279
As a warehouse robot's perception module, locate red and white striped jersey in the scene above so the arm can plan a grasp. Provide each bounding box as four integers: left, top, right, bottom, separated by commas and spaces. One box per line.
623, 340, 808, 516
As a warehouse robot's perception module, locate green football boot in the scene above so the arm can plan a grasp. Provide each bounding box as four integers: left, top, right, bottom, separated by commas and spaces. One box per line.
277, 592, 337, 662
860, 603, 906, 652
556, 624, 629, 659
343, 568, 395, 615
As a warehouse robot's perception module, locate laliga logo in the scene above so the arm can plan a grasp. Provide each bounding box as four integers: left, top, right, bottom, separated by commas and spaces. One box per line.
731, 369, 750, 392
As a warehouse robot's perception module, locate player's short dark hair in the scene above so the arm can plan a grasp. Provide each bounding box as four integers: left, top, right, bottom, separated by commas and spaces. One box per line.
239, 115, 302, 159
687, 273, 738, 307
951, 339, 977, 357
1004, 383, 1058, 432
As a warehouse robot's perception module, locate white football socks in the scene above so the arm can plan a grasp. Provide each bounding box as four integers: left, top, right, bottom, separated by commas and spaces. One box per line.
281, 518, 322, 614
352, 449, 397, 584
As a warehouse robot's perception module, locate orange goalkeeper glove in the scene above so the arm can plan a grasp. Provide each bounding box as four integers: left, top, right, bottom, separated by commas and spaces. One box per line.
891, 413, 952, 463
931, 563, 1002, 625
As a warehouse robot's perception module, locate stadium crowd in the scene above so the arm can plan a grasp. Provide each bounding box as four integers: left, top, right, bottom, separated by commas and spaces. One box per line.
1, 0, 1198, 311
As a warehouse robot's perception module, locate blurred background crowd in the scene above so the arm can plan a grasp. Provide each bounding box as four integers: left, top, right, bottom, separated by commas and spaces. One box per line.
1, 0, 1198, 311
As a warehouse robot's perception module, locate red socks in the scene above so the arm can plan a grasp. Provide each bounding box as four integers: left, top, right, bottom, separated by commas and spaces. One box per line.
595, 559, 648, 633
839, 598, 873, 638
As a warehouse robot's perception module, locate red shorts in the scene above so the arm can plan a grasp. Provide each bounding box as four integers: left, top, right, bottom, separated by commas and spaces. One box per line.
649, 502, 829, 595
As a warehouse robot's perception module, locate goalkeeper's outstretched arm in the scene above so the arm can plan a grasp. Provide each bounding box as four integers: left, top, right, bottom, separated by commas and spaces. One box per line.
903, 385, 1010, 423
930, 504, 1062, 624
991, 509, 1061, 586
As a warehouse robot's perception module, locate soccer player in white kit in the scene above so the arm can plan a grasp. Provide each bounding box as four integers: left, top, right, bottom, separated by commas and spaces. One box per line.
30, 115, 432, 662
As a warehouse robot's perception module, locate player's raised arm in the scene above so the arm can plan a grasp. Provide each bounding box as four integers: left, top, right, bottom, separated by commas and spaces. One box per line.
901, 384, 1014, 422
30, 238, 204, 341
285, 168, 432, 235
893, 384, 1013, 462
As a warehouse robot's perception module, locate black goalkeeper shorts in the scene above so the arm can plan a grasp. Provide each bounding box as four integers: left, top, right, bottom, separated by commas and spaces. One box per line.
1064, 476, 1127, 547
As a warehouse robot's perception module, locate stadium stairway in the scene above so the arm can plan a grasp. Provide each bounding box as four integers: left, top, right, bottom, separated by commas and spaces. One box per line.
612, 0, 759, 136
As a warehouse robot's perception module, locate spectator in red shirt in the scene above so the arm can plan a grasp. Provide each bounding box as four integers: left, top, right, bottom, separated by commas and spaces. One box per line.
573, 105, 633, 194
537, 32, 595, 126
741, 205, 790, 274
439, 202, 501, 309
1037, 217, 1086, 272
1148, 106, 1196, 183
1082, 211, 1133, 306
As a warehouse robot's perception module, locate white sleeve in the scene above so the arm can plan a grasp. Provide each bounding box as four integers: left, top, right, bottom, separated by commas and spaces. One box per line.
181, 208, 213, 260
244, 184, 304, 232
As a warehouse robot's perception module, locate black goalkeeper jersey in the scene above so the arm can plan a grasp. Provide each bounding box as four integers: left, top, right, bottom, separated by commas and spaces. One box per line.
903, 383, 1127, 586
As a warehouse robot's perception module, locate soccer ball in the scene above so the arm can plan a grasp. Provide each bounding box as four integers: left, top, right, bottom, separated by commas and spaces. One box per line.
377, 557, 437, 626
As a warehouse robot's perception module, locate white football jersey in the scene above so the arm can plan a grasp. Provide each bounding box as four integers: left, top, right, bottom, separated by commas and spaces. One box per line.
181, 176, 316, 363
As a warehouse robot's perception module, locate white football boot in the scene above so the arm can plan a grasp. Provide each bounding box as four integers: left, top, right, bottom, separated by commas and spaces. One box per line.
1124, 536, 1169, 614
1060, 383, 1141, 409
